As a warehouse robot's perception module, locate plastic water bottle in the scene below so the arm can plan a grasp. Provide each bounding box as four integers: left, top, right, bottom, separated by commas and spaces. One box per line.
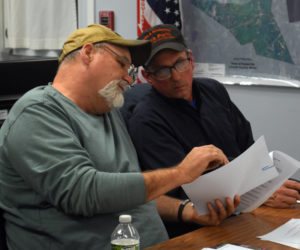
111, 214, 140, 250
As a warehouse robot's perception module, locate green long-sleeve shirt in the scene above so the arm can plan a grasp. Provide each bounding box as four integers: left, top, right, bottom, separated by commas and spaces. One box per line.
0, 85, 168, 250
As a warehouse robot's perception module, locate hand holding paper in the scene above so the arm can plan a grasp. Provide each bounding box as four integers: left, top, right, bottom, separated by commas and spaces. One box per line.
182, 136, 300, 215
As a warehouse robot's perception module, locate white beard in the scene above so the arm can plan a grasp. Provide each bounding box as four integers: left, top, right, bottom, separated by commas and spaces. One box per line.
98, 79, 129, 109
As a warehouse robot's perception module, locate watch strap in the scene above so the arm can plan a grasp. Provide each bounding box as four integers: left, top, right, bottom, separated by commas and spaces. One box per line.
177, 199, 190, 222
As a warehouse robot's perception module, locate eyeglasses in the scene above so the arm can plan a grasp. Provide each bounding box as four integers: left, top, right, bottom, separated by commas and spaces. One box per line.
146, 56, 191, 81
99, 45, 138, 82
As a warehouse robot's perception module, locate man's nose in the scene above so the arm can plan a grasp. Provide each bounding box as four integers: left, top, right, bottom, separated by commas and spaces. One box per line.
170, 67, 181, 81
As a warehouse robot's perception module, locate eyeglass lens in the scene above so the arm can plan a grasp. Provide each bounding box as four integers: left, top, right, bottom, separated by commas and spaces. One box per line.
100, 45, 137, 81
128, 66, 138, 82
150, 58, 190, 80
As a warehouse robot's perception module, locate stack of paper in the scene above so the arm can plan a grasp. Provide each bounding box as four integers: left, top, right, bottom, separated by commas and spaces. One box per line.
182, 136, 300, 215
258, 218, 300, 249
202, 245, 250, 250
202, 243, 264, 249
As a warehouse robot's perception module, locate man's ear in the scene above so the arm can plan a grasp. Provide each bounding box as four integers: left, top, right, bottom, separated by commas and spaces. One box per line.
189, 50, 195, 71
141, 68, 153, 85
81, 43, 94, 64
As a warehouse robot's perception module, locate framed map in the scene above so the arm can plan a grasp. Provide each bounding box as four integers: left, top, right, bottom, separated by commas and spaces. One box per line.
181, 0, 300, 87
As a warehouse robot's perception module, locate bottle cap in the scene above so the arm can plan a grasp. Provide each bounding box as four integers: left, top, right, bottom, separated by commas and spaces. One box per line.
119, 214, 132, 223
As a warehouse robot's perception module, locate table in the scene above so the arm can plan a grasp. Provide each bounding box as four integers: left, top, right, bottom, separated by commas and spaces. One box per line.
145, 205, 300, 249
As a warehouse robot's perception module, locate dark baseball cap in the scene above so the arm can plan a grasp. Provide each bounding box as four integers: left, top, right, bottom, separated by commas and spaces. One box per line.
138, 24, 187, 66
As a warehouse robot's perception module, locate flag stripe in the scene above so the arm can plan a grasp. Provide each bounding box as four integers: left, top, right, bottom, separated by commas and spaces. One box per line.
137, 0, 182, 36
137, 0, 182, 82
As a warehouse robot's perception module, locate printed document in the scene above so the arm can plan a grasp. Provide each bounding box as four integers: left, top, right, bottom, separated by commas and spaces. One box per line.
258, 218, 300, 249
202, 245, 251, 250
182, 136, 300, 215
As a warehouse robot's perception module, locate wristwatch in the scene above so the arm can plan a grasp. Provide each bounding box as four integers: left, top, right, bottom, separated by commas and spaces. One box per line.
177, 199, 190, 222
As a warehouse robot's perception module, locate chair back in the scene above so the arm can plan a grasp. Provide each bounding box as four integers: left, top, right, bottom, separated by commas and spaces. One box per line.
0, 209, 8, 250
120, 82, 151, 126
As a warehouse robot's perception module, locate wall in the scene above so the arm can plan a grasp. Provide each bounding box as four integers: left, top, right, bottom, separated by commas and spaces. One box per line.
92, 0, 137, 38
0, 0, 3, 49
226, 84, 300, 179
225, 85, 300, 159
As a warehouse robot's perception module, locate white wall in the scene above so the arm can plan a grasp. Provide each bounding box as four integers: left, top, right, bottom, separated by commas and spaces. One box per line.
226, 85, 300, 179
76, 0, 138, 38
225, 85, 300, 159
95, 0, 137, 38
0, 0, 4, 49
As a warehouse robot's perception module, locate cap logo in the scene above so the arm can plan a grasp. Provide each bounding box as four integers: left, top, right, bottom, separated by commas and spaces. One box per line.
143, 28, 175, 44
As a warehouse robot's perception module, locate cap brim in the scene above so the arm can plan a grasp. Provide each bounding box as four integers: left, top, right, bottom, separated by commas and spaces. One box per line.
146, 42, 186, 66
109, 39, 151, 66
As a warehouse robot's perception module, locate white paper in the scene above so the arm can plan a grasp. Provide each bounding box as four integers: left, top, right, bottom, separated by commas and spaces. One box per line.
202, 244, 254, 249
193, 63, 226, 77
258, 218, 300, 249
238, 150, 300, 213
182, 136, 300, 215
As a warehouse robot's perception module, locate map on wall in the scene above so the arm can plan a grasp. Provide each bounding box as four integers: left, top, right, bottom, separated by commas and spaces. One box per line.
181, 0, 300, 87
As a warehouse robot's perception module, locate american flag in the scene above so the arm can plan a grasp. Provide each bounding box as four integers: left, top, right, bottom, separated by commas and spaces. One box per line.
137, 0, 182, 36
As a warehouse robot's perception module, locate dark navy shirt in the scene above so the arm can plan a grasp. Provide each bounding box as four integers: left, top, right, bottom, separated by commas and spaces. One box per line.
126, 78, 254, 199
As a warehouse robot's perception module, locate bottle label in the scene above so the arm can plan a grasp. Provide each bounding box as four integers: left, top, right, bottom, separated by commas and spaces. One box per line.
111, 239, 139, 250
111, 244, 139, 250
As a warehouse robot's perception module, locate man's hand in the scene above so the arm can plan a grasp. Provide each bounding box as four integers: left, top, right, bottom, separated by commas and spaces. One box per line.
182, 195, 240, 226
264, 179, 300, 208
143, 145, 228, 202
177, 145, 228, 184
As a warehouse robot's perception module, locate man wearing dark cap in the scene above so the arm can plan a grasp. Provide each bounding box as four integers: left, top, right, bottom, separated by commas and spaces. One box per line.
0, 24, 230, 249
125, 24, 300, 238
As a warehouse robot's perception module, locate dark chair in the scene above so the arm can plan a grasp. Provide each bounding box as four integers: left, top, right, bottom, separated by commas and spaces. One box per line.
0, 57, 58, 128
120, 82, 151, 126
0, 209, 8, 250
